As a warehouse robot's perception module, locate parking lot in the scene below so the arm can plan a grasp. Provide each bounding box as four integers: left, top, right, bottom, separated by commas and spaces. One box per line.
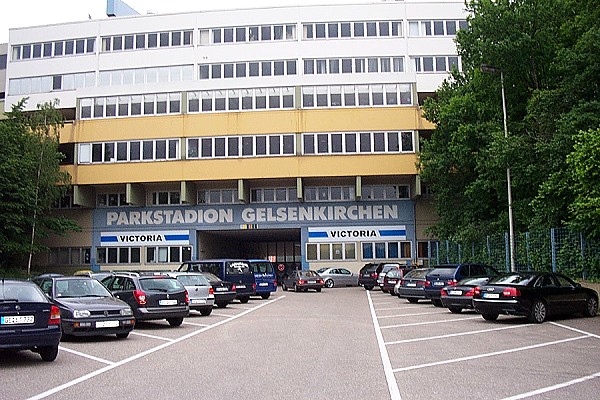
1, 287, 599, 400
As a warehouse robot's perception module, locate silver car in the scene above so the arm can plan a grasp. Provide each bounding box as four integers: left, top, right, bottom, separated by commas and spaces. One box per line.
164, 272, 215, 316
315, 267, 359, 288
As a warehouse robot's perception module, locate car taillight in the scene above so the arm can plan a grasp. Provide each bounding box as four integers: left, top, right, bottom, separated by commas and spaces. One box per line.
371, 272, 378, 278
440, 288, 448, 296
425, 280, 431, 287
474, 287, 481, 296
464, 288, 475, 297
133, 290, 147, 305
273, 280, 277, 286
318, 279, 324, 284
185, 290, 189, 305
231, 284, 236, 291
252, 283, 257, 290
503, 287, 521, 297
209, 287, 214, 295
298, 279, 306, 285
447, 279, 458, 286
400, 279, 405, 286
48, 305, 61, 325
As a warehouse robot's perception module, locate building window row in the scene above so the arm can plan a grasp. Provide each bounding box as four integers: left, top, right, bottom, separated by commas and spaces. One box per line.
250, 187, 298, 203
99, 65, 194, 87
188, 87, 295, 113
11, 38, 95, 61
305, 186, 355, 202
306, 243, 357, 261
97, 247, 141, 264
97, 193, 127, 207
48, 247, 91, 266
147, 246, 192, 264
80, 93, 182, 119
304, 56, 404, 75
412, 56, 461, 73
302, 131, 414, 155
53, 194, 74, 209
187, 134, 296, 159
362, 185, 410, 200
101, 30, 193, 52
9, 72, 95, 96
200, 59, 297, 80
302, 21, 402, 40
302, 84, 412, 108
198, 189, 239, 205
151, 191, 181, 205
200, 24, 296, 45
362, 241, 412, 259
78, 139, 180, 164
408, 20, 467, 37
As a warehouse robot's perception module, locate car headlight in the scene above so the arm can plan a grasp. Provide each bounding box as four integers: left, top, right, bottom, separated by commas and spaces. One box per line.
120, 308, 133, 316
73, 310, 91, 318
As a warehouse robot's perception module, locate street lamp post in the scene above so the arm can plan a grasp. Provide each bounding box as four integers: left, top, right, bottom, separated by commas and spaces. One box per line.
481, 64, 516, 272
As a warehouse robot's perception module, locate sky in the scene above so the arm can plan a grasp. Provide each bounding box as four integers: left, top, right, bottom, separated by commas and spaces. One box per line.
1, 0, 375, 43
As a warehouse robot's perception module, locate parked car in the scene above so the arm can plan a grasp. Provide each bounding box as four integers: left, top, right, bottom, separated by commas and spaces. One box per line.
247, 259, 277, 299
33, 276, 135, 339
358, 263, 383, 290
198, 272, 236, 308
440, 276, 493, 313
179, 259, 256, 303
316, 267, 359, 288
473, 271, 599, 323
382, 268, 412, 294
282, 270, 325, 292
377, 263, 412, 293
394, 268, 433, 303
101, 274, 189, 326
425, 264, 499, 307
163, 272, 214, 316
0, 279, 62, 361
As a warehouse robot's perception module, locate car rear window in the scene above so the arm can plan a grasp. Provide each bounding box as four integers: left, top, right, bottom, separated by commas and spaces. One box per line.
488, 274, 537, 286
0, 281, 47, 302
404, 269, 429, 279
226, 261, 251, 274
140, 277, 184, 291
299, 271, 318, 277
175, 274, 209, 286
427, 268, 457, 276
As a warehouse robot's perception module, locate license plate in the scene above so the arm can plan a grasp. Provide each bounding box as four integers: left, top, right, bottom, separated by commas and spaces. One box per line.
388, 280, 397, 284
191, 299, 206, 304
483, 293, 500, 299
407, 283, 417, 287
237, 285, 246, 289
433, 281, 445, 286
308, 280, 316, 284
449, 290, 462, 296
96, 320, 119, 328
1, 315, 35, 325
159, 299, 177, 306
258, 283, 268, 286
216, 287, 228, 292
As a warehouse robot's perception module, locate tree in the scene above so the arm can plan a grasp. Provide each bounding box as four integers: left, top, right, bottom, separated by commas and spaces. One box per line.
0, 99, 79, 271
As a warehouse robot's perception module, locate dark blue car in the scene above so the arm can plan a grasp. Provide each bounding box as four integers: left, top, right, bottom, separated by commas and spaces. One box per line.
0, 279, 62, 361
425, 264, 499, 307
247, 259, 277, 299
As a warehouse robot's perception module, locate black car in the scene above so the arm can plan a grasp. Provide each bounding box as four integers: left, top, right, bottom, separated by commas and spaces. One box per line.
282, 270, 325, 292
1, 279, 62, 361
473, 272, 599, 323
33, 276, 135, 339
358, 263, 383, 290
440, 276, 493, 313
395, 268, 433, 303
199, 272, 237, 308
424, 264, 499, 307
101, 274, 189, 326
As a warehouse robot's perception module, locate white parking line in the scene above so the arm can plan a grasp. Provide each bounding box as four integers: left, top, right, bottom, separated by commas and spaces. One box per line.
183, 321, 210, 327
550, 321, 600, 339
391, 335, 590, 373
58, 347, 114, 365
385, 323, 532, 345
500, 371, 600, 400
378, 311, 445, 319
367, 290, 402, 400
381, 316, 480, 329
129, 331, 174, 342
26, 296, 285, 400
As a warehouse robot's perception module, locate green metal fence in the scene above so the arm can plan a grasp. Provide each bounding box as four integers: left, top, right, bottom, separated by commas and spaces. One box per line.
429, 227, 600, 281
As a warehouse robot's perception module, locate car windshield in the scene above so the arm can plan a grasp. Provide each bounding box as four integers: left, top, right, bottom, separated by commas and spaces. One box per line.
249, 261, 274, 273
1, 281, 47, 302
316, 268, 328, 274
488, 273, 537, 286
226, 261, 251, 274
55, 279, 112, 298
140, 277, 184, 291
175, 274, 209, 286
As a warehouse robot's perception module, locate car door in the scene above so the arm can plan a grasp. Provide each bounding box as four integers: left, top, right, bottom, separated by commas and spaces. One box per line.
554, 273, 586, 313
535, 274, 563, 315
338, 268, 354, 285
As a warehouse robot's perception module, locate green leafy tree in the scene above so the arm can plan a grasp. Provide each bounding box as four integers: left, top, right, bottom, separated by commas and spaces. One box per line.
0, 100, 79, 271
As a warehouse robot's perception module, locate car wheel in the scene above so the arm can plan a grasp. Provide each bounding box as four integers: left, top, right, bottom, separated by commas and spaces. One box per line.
390, 291, 397, 296
407, 298, 419, 304
116, 332, 130, 339
583, 296, 598, 317
216, 302, 228, 308
200, 308, 212, 316
448, 307, 462, 314
239, 296, 250, 303
294, 284, 300, 292
39, 345, 59, 362
167, 317, 184, 327
325, 279, 334, 288
482, 313, 499, 321
316, 288, 322, 292
528, 300, 547, 323
364, 285, 374, 291
260, 293, 271, 300
432, 299, 443, 307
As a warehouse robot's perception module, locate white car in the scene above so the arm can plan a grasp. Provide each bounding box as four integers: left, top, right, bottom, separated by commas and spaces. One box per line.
316, 267, 359, 288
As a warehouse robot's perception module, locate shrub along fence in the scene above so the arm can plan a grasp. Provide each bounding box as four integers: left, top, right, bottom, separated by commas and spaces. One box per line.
428, 227, 600, 281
